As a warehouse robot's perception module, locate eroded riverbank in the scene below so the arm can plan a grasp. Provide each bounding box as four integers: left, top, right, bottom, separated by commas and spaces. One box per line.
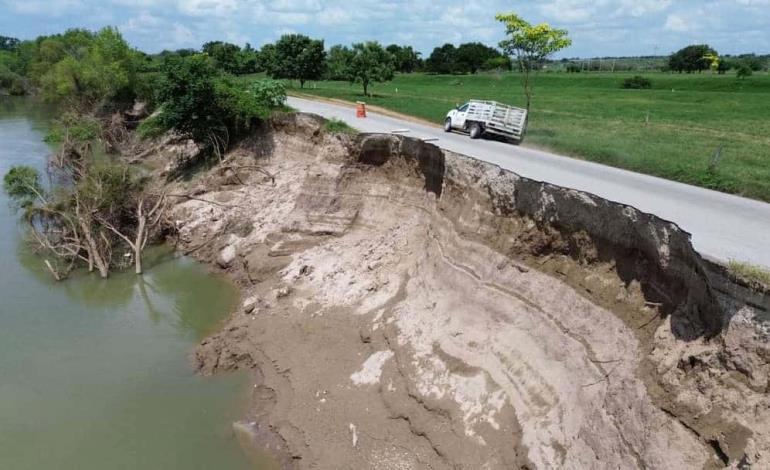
145, 113, 769, 469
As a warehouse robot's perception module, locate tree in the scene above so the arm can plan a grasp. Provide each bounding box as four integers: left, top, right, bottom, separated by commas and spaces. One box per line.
156, 54, 222, 144
736, 64, 753, 79
202, 41, 242, 74
37, 27, 140, 107
703, 52, 720, 73
385, 44, 422, 73
0, 36, 20, 51
237, 43, 260, 74
668, 45, 717, 73
425, 44, 458, 74
3, 119, 168, 280
481, 56, 513, 72
716, 58, 731, 74
155, 54, 271, 152
456, 42, 503, 74
347, 42, 395, 96
3, 165, 43, 208
325, 45, 354, 80
496, 12, 572, 111
265, 34, 325, 88
736, 54, 764, 71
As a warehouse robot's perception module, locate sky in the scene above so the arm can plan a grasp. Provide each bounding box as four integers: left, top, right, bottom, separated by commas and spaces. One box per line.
1, 0, 768, 58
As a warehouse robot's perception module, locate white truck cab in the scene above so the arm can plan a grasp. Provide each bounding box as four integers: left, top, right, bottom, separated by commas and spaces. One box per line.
444, 100, 528, 142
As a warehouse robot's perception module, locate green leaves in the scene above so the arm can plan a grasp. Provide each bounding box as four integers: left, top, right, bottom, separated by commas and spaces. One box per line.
496, 13, 572, 63
265, 34, 325, 87
348, 42, 395, 96
668, 45, 718, 73
36, 27, 139, 106
496, 12, 571, 110
3, 165, 43, 208
154, 54, 282, 147
250, 79, 287, 108
44, 113, 101, 144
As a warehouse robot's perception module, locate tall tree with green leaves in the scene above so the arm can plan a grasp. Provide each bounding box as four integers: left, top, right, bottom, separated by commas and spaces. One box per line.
496, 13, 571, 111
265, 34, 325, 88
425, 44, 458, 74
37, 27, 140, 107
385, 44, 422, 73
202, 41, 242, 74
348, 42, 395, 96
668, 45, 717, 73
0, 36, 20, 51
325, 45, 354, 80
456, 43, 504, 74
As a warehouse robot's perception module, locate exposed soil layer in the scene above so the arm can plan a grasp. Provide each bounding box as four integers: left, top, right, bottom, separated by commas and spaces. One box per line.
148, 113, 769, 469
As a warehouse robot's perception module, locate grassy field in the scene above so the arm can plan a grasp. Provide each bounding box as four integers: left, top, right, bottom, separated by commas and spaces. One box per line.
272, 72, 770, 202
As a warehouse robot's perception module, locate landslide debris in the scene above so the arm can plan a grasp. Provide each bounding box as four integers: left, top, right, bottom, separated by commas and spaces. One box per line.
141, 113, 769, 469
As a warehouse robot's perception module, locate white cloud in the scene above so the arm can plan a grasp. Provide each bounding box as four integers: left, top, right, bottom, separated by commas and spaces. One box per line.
5, 0, 83, 16
177, 0, 237, 17
318, 7, 353, 26
611, 0, 671, 18
269, 0, 321, 13
122, 11, 162, 33
664, 13, 691, 32
172, 23, 195, 44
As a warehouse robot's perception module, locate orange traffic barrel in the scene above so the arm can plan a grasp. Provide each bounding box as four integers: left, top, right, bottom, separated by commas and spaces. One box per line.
356, 101, 367, 118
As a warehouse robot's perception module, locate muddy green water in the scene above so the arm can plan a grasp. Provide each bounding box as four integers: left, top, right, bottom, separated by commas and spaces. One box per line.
0, 98, 254, 469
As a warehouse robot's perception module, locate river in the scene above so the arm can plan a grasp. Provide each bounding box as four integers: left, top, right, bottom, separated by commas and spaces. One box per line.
0, 97, 256, 469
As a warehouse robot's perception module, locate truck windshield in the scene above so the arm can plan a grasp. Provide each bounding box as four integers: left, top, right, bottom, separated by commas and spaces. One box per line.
458, 104, 469, 112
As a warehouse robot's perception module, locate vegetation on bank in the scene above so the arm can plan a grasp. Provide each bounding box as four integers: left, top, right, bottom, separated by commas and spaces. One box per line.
728, 260, 770, 291
323, 118, 357, 135
285, 71, 770, 202
1, 28, 285, 280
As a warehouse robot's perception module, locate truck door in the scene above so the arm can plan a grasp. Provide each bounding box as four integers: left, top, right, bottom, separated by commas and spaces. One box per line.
452, 103, 469, 128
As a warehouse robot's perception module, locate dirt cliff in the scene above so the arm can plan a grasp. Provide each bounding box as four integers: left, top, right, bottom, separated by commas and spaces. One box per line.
149, 113, 768, 469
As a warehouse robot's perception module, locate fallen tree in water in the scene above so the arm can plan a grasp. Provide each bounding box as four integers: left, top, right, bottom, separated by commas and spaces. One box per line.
3, 115, 168, 279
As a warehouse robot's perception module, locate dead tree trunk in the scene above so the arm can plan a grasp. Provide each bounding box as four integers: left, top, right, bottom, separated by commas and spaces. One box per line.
100, 193, 166, 275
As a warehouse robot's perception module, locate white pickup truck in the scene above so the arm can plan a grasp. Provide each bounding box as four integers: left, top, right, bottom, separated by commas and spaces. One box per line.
444, 100, 528, 142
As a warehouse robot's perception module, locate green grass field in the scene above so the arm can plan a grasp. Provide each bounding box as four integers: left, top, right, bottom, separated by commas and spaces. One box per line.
275, 72, 770, 202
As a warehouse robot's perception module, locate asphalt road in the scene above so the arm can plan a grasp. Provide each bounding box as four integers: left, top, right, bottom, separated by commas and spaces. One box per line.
288, 96, 770, 268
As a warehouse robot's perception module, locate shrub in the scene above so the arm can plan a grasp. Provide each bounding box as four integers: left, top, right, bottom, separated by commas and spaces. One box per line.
43, 113, 101, 144
136, 113, 168, 140
480, 56, 513, 72
622, 75, 652, 89
728, 260, 770, 290
3, 165, 42, 208
0, 69, 26, 95
566, 63, 581, 73
324, 118, 357, 135
736, 64, 753, 79
156, 54, 269, 146
251, 79, 286, 108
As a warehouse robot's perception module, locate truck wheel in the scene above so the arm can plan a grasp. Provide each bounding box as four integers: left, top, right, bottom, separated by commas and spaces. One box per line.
469, 122, 482, 139
444, 118, 452, 132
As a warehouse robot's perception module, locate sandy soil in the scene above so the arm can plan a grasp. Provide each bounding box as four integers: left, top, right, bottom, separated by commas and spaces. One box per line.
142, 113, 769, 469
